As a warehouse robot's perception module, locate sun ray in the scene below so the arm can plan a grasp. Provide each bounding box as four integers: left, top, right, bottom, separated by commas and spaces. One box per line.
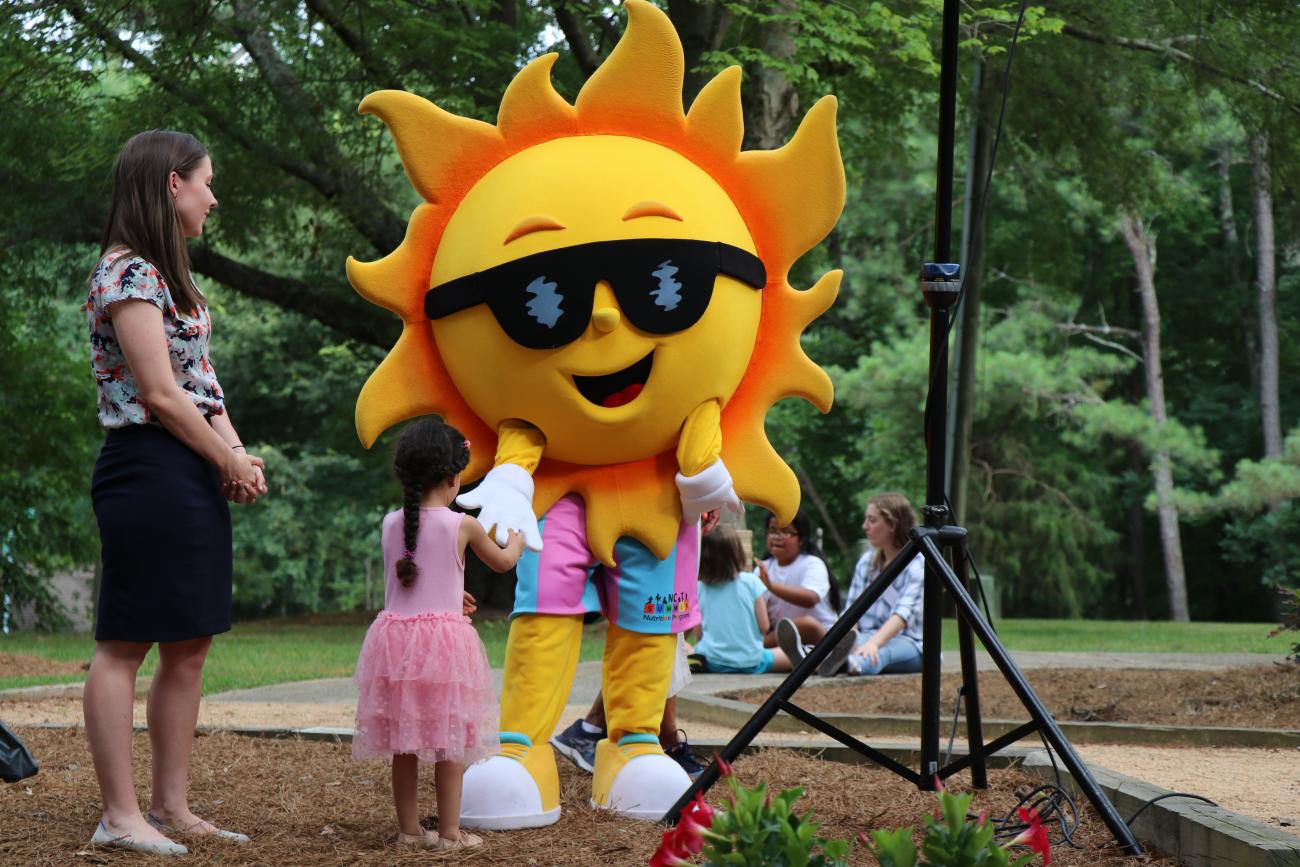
497, 53, 576, 141
575, 1, 686, 135
685, 66, 745, 159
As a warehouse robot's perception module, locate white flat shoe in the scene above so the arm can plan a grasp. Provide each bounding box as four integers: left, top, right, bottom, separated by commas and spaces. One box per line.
147, 812, 251, 843
396, 828, 440, 848
91, 820, 188, 856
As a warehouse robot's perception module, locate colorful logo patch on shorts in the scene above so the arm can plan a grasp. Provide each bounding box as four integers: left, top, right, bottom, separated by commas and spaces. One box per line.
643, 591, 692, 623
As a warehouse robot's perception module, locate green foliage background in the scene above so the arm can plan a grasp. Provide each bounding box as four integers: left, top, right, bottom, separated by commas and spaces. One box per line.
1, 0, 1296, 626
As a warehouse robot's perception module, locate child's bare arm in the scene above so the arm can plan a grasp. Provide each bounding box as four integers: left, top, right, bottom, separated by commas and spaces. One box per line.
464, 518, 525, 572
753, 596, 771, 634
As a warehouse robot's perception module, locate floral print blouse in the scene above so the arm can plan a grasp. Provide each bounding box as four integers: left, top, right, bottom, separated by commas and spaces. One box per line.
85, 250, 225, 428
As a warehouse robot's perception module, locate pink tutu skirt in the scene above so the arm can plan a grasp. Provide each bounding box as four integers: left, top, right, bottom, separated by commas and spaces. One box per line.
352, 611, 498, 765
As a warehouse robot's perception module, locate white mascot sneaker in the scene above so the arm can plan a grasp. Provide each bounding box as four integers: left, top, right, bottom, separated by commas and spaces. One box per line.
591, 736, 692, 821
460, 739, 562, 830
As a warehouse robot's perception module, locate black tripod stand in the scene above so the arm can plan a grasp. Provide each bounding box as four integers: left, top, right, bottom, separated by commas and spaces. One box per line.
663, 0, 1143, 856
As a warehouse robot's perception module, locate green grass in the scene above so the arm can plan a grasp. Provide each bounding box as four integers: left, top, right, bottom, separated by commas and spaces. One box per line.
941, 617, 1282, 654
1, 616, 1281, 694
0, 612, 606, 694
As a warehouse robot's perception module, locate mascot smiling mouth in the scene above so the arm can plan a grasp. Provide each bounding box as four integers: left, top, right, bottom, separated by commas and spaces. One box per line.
573, 352, 653, 408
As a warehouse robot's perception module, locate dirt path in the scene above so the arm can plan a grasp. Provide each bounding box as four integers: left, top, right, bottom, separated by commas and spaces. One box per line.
1, 727, 1179, 866
4, 696, 1296, 837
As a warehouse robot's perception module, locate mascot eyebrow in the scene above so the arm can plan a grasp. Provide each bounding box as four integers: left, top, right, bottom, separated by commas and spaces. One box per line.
623, 201, 683, 221
505, 216, 567, 245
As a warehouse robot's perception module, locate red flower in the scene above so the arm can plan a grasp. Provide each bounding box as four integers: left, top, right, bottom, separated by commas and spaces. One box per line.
713, 755, 733, 778
650, 794, 715, 865
1010, 806, 1052, 864
677, 793, 714, 856
680, 793, 713, 830
649, 828, 691, 867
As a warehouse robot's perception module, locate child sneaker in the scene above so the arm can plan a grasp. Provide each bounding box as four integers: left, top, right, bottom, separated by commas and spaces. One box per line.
665, 731, 706, 781
775, 618, 805, 665
550, 719, 603, 774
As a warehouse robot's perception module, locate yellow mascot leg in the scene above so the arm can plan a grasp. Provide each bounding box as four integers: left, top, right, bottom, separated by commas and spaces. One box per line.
591, 625, 690, 820
460, 613, 583, 830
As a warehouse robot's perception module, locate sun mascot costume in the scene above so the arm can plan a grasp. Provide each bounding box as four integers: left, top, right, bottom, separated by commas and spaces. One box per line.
347, 0, 845, 828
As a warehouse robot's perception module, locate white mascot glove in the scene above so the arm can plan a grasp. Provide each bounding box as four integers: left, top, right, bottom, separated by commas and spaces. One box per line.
456, 464, 544, 551
675, 458, 744, 524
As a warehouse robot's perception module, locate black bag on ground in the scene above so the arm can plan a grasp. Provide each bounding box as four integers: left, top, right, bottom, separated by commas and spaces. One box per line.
0, 722, 39, 783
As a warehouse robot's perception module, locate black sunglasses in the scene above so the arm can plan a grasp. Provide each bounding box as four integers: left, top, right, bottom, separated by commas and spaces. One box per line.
425, 238, 766, 350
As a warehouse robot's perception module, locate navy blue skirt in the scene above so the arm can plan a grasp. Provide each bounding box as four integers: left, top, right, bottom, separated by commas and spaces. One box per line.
91, 424, 232, 642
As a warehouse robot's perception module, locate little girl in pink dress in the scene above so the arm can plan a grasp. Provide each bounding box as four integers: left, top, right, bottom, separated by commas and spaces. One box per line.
353, 418, 524, 850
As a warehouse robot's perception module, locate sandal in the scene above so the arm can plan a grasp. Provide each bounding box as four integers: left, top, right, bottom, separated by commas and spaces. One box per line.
436, 830, 484, 850
397, 828, 440, 848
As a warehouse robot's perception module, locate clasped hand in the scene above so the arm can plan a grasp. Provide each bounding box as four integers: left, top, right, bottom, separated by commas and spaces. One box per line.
221, 451, 268, 505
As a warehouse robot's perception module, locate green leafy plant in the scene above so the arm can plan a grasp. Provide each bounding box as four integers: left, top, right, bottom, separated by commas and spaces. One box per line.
866, 787, 1050, 866
650, 757, 850, 867
651, 763, 1050, 867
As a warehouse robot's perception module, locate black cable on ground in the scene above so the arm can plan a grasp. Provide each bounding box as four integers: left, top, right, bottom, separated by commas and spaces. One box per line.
1125, 792, 1218, 827
1033, 735, 1221, 853
993, 782, 1082, 849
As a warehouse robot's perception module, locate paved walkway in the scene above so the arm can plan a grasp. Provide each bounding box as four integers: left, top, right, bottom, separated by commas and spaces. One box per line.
206, 650, 1280, 707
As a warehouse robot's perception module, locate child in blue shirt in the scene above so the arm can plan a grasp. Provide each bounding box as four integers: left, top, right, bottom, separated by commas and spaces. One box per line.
692, 527, 792, 674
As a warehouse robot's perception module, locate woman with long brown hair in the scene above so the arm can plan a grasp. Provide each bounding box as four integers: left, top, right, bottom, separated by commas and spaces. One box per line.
83, 130, 265, 855
825, 492, 925, 677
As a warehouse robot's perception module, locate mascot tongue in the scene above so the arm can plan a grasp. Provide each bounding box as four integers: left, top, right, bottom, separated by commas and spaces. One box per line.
602, 383, 643, 408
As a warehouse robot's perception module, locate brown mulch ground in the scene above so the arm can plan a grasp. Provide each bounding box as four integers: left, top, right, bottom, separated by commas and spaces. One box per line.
728, 665, 1300, 729
0, 727, 1178, 867
0, 652, 85, 679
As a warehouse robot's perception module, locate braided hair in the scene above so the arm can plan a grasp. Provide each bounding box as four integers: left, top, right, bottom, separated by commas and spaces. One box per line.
393, 417, 471, 587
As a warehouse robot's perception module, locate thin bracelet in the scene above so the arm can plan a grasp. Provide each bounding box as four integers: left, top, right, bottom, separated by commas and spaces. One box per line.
231, 443, 246, 452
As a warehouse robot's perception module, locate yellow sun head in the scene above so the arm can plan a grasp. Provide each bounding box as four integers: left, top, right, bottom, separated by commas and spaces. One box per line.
348, 0, 845, 561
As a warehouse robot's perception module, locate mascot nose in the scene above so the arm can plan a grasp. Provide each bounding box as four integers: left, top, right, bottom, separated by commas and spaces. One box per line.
592, 280, 621, 332
593, 307, 621, 332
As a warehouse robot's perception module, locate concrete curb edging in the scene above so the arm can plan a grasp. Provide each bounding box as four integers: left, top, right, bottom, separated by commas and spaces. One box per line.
1019, 749, 1300, 866
675, 693, 1300, 749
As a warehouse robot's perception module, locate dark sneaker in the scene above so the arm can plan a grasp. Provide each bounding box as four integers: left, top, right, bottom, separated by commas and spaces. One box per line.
666, 731, 706, 780
817, 628, 858, 677
550, 719, 602, 774
687, 652, 710, 674
775, 617, 805, 665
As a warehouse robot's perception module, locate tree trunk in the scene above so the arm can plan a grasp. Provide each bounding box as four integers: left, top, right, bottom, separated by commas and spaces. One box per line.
1252, 134, 1282, 461
1120, 214, 1189, 621
742, 0, 800, 149
667, 0, 734, 105
1217, 143, 1259, 400
950, 60, 993, 526
1125, 443, 1149, 619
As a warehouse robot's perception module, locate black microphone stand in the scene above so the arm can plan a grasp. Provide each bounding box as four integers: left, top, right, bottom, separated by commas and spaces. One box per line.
663, 0, 1143, 855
